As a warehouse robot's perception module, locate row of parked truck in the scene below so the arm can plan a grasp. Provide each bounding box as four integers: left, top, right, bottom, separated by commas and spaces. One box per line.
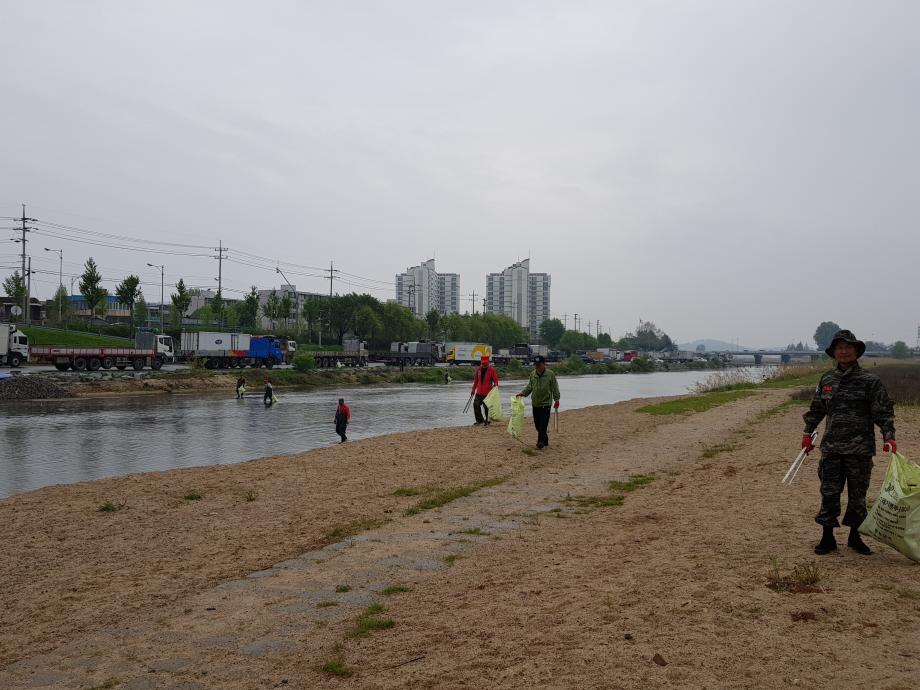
0, 324, 294, 371
2, 323, 615, 372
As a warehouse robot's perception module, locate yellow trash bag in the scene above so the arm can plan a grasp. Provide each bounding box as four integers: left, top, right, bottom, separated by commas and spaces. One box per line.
859, 452, 920, 562
507, 395, 525, 440
484, 387, 505, 422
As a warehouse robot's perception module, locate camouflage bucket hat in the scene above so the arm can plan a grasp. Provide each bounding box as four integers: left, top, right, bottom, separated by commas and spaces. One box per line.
825, 329, 866, 358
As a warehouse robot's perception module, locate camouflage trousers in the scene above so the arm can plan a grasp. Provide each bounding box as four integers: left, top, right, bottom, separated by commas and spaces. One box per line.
815, 453, 873, 528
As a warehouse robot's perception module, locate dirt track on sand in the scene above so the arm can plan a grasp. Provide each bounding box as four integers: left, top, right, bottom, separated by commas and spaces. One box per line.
2, 390, 918, 689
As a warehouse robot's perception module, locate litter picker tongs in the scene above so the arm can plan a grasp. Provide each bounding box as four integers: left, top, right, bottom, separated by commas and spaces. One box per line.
782, 430, 819, 485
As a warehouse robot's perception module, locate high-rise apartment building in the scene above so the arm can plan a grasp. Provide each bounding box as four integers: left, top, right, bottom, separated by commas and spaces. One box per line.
395, 259, 460, 317
485, 259, 551, 338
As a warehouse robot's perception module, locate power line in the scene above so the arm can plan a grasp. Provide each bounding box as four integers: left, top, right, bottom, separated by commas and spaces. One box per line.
30, 228, 212, 256
31, 219, 213, 250
18, 212, 398, 300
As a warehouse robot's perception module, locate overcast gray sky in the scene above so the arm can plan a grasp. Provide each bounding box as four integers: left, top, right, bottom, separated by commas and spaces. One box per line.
2, 1, 918, 347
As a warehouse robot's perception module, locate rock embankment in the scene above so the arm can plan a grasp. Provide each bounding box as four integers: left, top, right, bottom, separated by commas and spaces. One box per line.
0, 375, 72, 400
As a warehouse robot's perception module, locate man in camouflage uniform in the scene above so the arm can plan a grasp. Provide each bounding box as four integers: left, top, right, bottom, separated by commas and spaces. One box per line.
802, 329, 896, 556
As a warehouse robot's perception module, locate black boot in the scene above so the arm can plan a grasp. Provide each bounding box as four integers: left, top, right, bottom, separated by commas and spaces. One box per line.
814, 526, 837, 555
848, 528, 872, 555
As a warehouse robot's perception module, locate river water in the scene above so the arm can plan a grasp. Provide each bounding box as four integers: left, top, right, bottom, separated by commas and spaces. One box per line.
0, 369, 767, 498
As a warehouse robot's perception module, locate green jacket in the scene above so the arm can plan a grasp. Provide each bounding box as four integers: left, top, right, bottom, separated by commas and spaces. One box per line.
521, 368, 560, 407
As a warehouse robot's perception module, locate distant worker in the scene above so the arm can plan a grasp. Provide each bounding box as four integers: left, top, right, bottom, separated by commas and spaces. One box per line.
334, 397, 351, 443
236, 376, 247, 399
802, 329, 896, 556
263, 377, 274, 406
444, 371, 452, 385
471, 355, 499, 425
516, 355, 560, 449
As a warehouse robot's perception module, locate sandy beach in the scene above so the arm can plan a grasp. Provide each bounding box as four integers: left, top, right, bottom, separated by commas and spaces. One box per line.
1, 389, 918, 689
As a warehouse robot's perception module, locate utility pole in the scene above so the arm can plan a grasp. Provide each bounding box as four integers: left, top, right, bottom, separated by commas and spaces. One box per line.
562, 313, 568, 329
470, 290, 477, 314
328, 260, 338, 298
482, 297, 486, 314
574, 313, 579, 332
18, 204, 34, 324
213, 241, 227, 329
587, 320, 592, 337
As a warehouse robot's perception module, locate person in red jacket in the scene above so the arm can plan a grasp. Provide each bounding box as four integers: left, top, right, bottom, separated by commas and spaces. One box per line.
471, 355, 499, 426
334, 398, 351, 443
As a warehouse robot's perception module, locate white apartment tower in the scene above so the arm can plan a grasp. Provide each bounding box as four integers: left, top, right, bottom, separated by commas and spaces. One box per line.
485, 259, 551, 338
395, 259, 460, 317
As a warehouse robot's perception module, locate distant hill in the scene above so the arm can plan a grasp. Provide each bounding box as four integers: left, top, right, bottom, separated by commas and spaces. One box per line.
678, 339, 753, 352
679, 339, 816, 353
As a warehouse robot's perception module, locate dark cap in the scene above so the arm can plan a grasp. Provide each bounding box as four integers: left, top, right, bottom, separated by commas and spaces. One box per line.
825, 329, 866, 358
533, 355, 546, 364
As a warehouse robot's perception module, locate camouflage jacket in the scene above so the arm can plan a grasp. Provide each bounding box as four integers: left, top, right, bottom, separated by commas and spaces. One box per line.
803, 363, 895, 456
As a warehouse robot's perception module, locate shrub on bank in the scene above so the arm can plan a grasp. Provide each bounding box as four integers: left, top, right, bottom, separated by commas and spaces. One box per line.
872, 363, 920, 406
557, 355, 588, 375
292, 351, 316, 371
629, 356, 656, 373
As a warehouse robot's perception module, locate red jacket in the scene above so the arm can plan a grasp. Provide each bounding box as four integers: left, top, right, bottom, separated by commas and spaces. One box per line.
335, 404, 351, 423
472, 365, 499, 396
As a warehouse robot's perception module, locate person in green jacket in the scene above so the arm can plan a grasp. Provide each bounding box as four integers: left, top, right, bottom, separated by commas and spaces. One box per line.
516, 355, 560, 449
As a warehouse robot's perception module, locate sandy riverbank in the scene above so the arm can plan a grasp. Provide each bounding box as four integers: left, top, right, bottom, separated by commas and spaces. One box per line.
2, 390, 918, 688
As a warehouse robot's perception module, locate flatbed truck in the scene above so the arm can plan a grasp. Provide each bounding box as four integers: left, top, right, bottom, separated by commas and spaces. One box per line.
29, 331, 175, 371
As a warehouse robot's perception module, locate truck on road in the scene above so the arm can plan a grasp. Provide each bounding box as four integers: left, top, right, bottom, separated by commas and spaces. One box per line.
369, 341, 441, 367
445, 342, 492, 365
179, 332, 286, 369
0, 323, 29, 368
30, 330, 175, 371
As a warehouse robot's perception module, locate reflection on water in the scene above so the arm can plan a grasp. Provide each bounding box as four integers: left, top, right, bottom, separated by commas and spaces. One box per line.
1, 369, 761, 498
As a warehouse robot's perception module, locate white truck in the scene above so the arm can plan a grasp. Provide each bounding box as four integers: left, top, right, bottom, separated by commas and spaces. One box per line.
0, 323, 29, 368
180, 331, 252, 369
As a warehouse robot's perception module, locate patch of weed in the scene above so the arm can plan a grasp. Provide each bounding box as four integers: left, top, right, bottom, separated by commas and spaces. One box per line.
458, 527, 489, 536
324, 516, 388, 542
321, 660, 353, 677
335, 584, 351, 593
791, 610, 817, 622
637, 390, 754, 415
350, 603, 395, 637
444, 554, 463, 567
393, 487, 423, 496
767, 558, 822, 593
607, 474, 656, 492
96, 500, 125, 513
183, 491, 203, 501
701, 443, 737, 459
404, 477, 506, 516
381, 584, 411, 595
522, 448, 537, 457
243, 489, 257, 502
316, 601, 338, 608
